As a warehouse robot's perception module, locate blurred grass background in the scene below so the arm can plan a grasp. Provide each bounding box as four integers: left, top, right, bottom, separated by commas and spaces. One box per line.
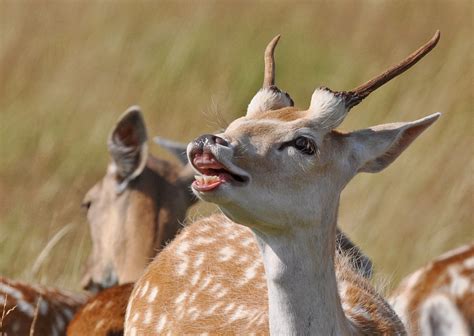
0, 1, 472, 291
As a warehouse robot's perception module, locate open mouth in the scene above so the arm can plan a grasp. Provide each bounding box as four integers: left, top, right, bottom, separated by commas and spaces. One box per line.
192, 152, 248, 192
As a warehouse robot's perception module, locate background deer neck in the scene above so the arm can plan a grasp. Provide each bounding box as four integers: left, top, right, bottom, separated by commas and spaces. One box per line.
252, 201, 352, 335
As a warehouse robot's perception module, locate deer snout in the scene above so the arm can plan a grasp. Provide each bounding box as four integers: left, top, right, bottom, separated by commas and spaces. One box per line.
188, 134, 229, 161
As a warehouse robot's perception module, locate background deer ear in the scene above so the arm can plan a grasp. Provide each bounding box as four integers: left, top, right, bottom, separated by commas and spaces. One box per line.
108, 106, 148, 192
348, 113, 440, 173
153, 136, 188, 165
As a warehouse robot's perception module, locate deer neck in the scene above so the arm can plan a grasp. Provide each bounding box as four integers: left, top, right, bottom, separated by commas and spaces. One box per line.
251, 201, 352, 336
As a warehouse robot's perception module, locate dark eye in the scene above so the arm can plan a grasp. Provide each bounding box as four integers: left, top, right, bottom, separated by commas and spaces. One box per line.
81, 201, 92, 211
293, 136, 316, 155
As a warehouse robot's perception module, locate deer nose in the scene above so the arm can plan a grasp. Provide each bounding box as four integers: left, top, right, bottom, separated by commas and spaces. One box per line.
193, 134, 229, 150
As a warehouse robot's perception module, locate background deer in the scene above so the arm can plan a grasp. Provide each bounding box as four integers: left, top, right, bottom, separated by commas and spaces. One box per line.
80, 106, 196, 292
67, 283, 133, 336
125, 32, 440, 335
0, 277, 89, 335
69, 101, 372, 335
390, 243, 474, 335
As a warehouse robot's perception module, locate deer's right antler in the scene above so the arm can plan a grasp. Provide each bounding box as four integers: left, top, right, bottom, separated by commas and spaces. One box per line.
342, 30, 441, 109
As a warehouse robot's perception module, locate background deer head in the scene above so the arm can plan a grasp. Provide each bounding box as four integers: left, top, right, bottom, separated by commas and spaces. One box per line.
81, 106, 196, 292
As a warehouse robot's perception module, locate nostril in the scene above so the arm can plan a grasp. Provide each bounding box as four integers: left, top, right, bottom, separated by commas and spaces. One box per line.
213, 136, 229, 147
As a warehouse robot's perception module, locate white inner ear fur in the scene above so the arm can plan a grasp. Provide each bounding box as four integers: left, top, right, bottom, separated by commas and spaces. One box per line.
108, 106, 149, 194
247, 87, 293, 116
309, 88, 348, 130
115, 142, 148, 194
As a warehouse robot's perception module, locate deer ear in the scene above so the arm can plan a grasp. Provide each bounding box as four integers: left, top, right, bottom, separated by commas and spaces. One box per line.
153, 136, 188, 165
108, 106, 148, 193
348, 113, 440, 173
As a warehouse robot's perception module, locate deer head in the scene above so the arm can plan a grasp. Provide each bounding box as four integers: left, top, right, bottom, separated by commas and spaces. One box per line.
188, 31, 440, 230
81, 106, 196, 292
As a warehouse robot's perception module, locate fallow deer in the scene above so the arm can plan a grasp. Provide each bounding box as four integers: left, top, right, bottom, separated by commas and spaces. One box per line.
80, 106, 197, 292
125, 31, 441, 335
390, 243, 474, 335
0, 276, 89, 336
69, 104, 372, 336
67, 283, 133, 336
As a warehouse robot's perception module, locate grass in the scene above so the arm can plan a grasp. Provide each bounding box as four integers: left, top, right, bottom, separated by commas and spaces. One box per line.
0, 1, 472, 291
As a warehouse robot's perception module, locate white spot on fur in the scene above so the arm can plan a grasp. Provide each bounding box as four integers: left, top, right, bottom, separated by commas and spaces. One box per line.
129, 327, 137, 336
193, 236, 216, 246
132, 312, 140, 323
62, 308, 74, 320
176, 241, 190, 255
241, 237, 254, 247
17, 300, 34, 317
175, 291, 188, 304
55, 313, 66, 332
148, 286, 159, 303
39, 299, 49, 315
216, 287, 228, 298
238, 255, 249, 264
198, 275, 212, 291
206, 302, 223, 315
449, 273, 470, 296
219, 246, 235, 262
176, 259, 189, 276
229, 304, 247, 322
144, 308, 153, 325
140, 281, 150, 298
464, 256, 474, 269
223, 302, 235, 313
193, 253, 205, 269
0, 283, 23, 300
209, 283, 223, 295
187, 306, 200, 320
83, 300, 97, 312
191, 271, 201, 286
239, 259, 261, 286
188, 291, 198, 304
95, 319, 105, 330
405, 268, 424, 290
156, 314, 167, 333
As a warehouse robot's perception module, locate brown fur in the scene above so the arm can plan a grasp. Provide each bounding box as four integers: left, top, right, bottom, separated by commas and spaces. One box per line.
390, 244, 474, 334
67, 283, 133, 336
0, 276, 89, 336
125, 214, 403, 335
81, 112, 196, 290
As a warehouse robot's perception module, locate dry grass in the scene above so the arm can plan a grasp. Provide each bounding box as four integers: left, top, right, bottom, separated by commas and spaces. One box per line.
0, 1, 472, 291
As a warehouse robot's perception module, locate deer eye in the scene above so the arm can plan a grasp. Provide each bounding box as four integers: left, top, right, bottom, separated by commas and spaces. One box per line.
293, 136, 316, 155
81, 201, 92, 211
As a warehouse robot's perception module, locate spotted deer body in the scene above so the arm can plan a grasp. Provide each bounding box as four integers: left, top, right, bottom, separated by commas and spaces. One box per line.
126, 214, 402, 334
126, 32, 441, 334
0, 277, 89, 336
390, 244, 474, 335
67, 283, 133, 336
